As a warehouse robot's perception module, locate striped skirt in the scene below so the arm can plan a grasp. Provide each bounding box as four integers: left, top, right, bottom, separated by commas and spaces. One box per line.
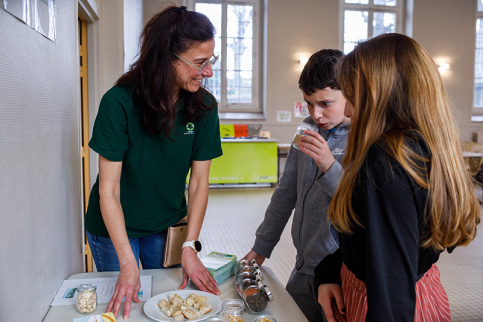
339, 263, 451, 322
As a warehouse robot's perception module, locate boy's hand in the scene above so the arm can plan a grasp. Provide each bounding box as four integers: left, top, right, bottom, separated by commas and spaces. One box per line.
298, 129, 335, 173
243, 250, 266, 267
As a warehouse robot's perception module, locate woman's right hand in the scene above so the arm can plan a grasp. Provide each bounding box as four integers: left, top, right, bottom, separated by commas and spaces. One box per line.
242, 250, 266, 266
318, 283, 346, 322
106, 263, 141, 320
98, 156, 141, 319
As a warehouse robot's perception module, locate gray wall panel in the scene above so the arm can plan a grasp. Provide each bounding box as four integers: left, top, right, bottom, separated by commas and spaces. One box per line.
0, 2, 83, 320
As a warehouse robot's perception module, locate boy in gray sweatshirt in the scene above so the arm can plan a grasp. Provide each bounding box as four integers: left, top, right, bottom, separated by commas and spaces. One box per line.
244, 49, 350, 322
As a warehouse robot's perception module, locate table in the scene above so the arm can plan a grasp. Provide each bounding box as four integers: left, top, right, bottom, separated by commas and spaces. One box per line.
44, 266, 307, 321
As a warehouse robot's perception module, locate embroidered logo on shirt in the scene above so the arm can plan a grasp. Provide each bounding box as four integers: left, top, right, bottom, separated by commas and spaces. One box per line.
332, 147, 344, 155
185, 122, 195, 135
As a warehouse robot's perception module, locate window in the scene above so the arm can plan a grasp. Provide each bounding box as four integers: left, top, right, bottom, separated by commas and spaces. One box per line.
474, 0, 483, 115
340, 0, 405, 54
190, 0, 263, 116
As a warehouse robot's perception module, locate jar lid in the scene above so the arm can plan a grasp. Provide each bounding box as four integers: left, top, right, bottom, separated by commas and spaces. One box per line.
77, 284, 96, 292
222, 298, 245, 314
254, 270, 264, 281
261, 284, 274, 302
250, 260, 259, 269
254, 315, 277, 322
206, 315, 230, 322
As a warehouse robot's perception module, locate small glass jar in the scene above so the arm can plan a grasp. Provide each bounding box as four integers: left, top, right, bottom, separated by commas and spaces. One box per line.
254, 315, 277, 322
235, 271, 262, 285
76, 284, 97, 314
235, 260, 253, 275
236, 265, 263, 279
235, 259, 259, 272
292, 121, 319, 150
236, 265, 256, 275
222, 299, 245, 322
237, 259, 253, 268
243, 283, 273, 313
237, 278, 259, 297
206, 315, 230, 322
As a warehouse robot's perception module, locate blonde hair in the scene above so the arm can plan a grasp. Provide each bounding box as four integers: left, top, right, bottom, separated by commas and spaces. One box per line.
330, 33, 480, 251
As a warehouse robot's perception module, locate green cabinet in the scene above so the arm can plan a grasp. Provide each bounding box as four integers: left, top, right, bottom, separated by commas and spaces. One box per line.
209, 139, 278, 184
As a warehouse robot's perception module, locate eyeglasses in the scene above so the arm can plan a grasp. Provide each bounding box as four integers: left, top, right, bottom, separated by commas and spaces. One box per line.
173, 53, 219, 75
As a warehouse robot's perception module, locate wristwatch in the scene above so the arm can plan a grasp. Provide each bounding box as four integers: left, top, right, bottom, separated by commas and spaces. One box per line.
182, 240, 202, 253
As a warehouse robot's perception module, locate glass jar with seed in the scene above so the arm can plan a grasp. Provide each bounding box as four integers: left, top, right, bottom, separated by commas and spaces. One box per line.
237, 278, 259, 297
235, 271, 263, 285
221, 299, 245, 322
76, 284, 97, 314
243, 283, 273, 313
206, 315, 230, 322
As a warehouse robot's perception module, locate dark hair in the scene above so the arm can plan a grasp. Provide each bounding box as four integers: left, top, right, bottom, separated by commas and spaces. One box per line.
298, 49, 343, 96
116, 6, 216, 137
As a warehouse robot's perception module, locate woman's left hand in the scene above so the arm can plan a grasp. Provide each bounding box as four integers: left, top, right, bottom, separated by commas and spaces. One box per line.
179, 247, 221, 295
299, 129, 335, 173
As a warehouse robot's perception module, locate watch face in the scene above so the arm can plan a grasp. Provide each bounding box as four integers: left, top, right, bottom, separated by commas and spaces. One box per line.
194, 240, 202, 252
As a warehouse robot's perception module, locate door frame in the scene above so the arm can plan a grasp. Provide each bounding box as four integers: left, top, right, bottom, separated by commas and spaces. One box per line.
77, 0, 101, 272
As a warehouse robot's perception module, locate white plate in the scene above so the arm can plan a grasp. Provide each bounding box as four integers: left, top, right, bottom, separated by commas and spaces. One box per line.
143, 290, 222, 322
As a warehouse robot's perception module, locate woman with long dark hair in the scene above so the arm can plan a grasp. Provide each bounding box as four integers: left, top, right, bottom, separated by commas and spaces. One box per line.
84, 6, 222, 319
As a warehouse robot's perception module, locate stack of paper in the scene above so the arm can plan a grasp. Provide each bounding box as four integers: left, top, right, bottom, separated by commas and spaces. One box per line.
200, 251, 237, 284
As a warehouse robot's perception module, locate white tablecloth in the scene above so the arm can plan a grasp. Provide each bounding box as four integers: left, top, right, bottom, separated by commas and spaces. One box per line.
43, 266, 307, 322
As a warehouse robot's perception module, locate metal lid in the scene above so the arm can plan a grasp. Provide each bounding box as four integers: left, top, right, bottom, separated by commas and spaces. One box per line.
261, 284, 274, 302
250, 259, 260, 269
254, 315, 277, 322
77, 284, 96, 292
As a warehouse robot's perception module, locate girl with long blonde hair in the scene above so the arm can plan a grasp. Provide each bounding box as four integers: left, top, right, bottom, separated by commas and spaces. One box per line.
315, 33, 480, 322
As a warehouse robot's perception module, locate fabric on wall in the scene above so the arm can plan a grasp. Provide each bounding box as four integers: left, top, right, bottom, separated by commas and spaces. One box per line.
0, 1, 83, 320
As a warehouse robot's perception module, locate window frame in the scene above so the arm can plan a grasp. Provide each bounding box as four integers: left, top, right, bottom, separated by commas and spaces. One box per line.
189, 0, 264, 117
339, 0, 406, 53
474, 2, 483, 119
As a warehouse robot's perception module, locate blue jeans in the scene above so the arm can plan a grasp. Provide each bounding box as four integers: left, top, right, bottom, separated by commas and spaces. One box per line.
86, 230, 168, 271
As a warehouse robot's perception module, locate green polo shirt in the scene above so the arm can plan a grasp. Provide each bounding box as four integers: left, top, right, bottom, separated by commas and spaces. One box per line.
85, 85, 222, 238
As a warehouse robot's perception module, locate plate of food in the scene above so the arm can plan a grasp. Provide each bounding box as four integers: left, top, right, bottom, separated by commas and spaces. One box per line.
143, 290, 222, 321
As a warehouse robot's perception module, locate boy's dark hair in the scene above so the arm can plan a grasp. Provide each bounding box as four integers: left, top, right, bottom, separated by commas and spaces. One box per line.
298, 49, 343, 96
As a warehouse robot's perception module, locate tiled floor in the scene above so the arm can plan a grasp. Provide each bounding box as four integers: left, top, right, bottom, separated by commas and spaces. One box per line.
199, 187, 483, 321
199, 187, 296, 287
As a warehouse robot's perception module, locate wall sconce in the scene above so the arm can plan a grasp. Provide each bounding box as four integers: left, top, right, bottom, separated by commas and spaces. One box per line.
438, 62, 450, 72
435, 57, 451, 74
294, 53, 311, 72
298, 55, 309, 66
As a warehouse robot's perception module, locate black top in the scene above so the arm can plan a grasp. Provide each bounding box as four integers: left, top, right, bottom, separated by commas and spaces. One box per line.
315, 135, 443, 321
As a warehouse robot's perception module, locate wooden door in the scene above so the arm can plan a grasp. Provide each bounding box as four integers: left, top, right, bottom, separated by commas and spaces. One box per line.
79, 15, 93, 272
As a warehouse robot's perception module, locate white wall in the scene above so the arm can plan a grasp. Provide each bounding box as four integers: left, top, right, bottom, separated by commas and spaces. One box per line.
142, 0, 482, 143
413, 0, 478, 141
0, 2, 83, 320
99, 0, 125, 93
262, 0, 340, 143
